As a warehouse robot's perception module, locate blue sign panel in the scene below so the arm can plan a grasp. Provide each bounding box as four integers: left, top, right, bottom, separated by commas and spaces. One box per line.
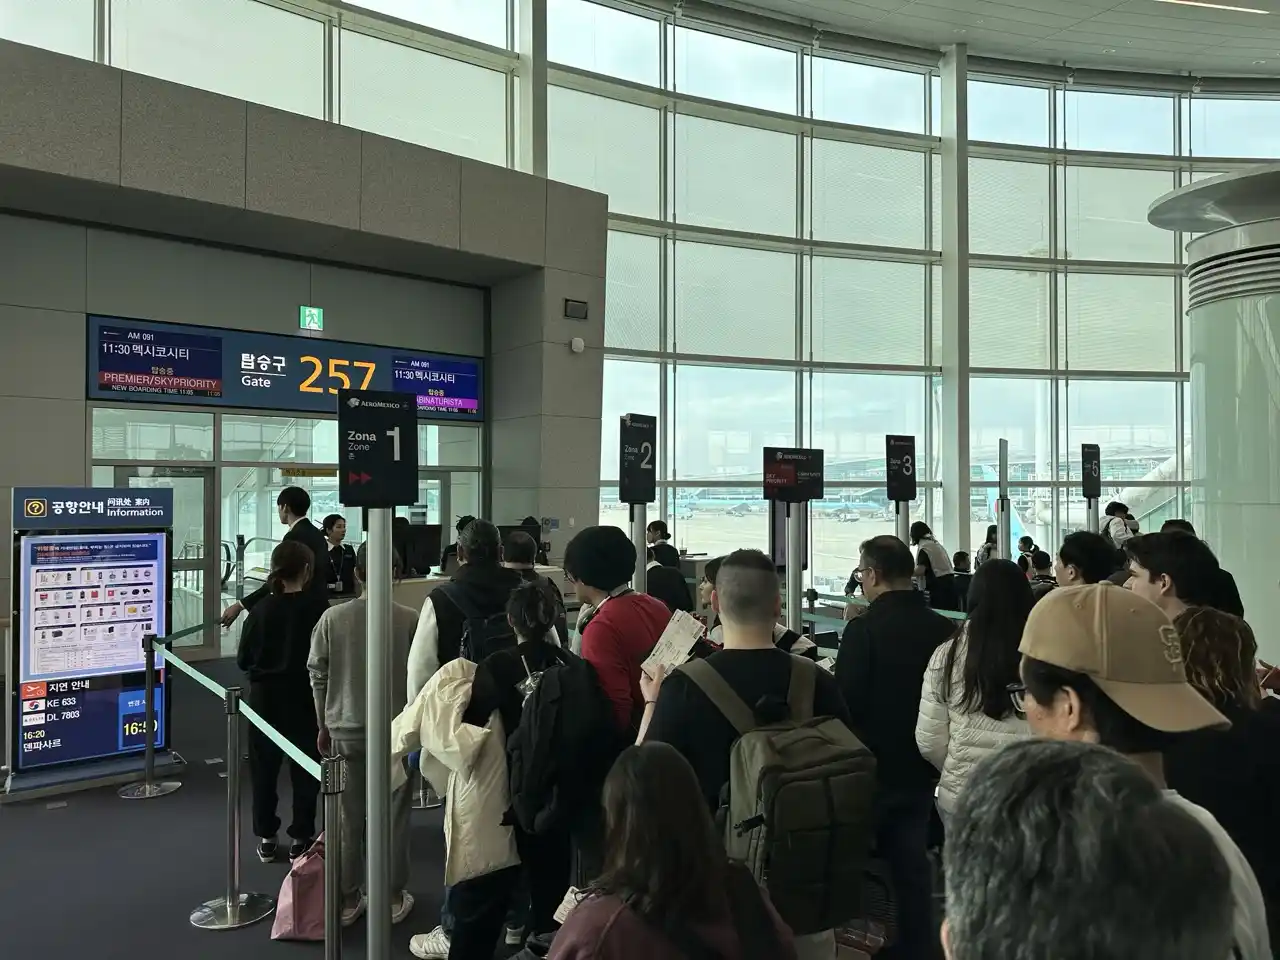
87, 314, 484, 421
13, 487, 173, 531
13, 532, 169, 771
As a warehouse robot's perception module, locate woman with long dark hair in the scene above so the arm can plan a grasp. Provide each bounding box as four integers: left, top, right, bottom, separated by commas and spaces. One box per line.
974, 523, 998, 567
550, 742, 797, 960
915, 558, 1031, 821
1164, 607, 1280, 944
236, 539, 330, 862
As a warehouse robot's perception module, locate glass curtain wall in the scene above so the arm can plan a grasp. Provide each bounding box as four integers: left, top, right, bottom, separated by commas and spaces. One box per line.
10, 0, 1279, 588
546, 0, 1279, 590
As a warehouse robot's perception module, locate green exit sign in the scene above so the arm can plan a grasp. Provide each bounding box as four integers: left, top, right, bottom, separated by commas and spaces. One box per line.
299, 305, 323, 331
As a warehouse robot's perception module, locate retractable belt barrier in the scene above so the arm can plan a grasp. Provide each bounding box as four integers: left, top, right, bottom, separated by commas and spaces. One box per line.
116, 626, 345, 957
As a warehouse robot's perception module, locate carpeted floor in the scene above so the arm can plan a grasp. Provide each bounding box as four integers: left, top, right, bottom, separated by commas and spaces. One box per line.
0, 658, 468, 960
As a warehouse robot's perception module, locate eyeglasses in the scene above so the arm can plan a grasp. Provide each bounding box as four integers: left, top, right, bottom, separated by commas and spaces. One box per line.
851, 566, 869, 582
1006, 681, 1027, 715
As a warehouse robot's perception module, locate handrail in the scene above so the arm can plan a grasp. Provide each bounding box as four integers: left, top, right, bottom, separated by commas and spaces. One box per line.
154, 624, 323, 782
810, 590, 967, 622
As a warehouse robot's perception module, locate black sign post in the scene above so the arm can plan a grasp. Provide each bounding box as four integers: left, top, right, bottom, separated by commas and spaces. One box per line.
618, 414, 657, 505
1081, 443, 1102, 533
763, 447, 824, 503
337, 388, 417, 951
762, 447, 823, 634
619, 414, 657, 595
886, 435, 918, 546
885, 435, 918, 503
338, 389, 419, 509
1081, 444, 1102, 500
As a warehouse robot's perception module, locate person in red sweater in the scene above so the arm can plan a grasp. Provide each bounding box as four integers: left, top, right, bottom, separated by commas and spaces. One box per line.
564, 525, 670, 735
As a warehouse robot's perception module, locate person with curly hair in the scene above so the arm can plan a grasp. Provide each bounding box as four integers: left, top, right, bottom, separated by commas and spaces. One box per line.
1164, 606, 1280, 945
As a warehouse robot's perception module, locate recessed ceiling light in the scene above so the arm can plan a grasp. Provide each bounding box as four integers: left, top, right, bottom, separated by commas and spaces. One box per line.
955, 28, 967, 34
1103, 48, 1117, 53
1152, 0, 1268, 13
1255, 58, 1269, 63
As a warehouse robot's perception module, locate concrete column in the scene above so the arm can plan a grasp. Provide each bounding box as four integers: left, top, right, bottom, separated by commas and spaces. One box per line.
490, 268, 604, 560
1149, 168, 1280, 661
489, 181, 607, 561
940, 45, 972, 552
517, 0, 548, 177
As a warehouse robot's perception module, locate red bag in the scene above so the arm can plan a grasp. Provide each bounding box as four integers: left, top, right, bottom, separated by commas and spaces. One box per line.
271, 834, 327, 941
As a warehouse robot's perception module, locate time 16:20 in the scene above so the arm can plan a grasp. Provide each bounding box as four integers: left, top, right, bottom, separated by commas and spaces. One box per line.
299, 356, 377, 394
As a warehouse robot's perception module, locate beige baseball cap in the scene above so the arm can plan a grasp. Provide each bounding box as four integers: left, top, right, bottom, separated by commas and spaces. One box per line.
1019, 584, 1228, 733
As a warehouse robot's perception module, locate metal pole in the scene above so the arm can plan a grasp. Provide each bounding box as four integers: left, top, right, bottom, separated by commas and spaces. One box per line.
119, 633, 181, 799
366, 507, 393, 960
191, 686, 275, 930
3, 624, 13, 781
235, 534, 246, 602
322, 755, 346, 960
630, 503, 648, 594
996, 438, 1012, 561
412, 769, 444, 810
785, 503, 803, 633
895, 501, 910, 546
414, 768, 428, 808
1086, 498, 1100, 534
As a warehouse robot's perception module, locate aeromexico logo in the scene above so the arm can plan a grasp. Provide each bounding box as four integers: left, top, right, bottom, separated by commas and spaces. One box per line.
347, 396, 401, 410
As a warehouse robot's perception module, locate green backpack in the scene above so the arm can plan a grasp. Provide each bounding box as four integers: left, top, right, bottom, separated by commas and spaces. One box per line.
678, 657, 878, 936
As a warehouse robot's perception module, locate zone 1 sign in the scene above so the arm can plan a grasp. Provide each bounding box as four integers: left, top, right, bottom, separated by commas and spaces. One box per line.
338, 389, 418, 508
619, 414, 657, 504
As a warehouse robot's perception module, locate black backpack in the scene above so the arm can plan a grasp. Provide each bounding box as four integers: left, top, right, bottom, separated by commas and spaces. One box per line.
440, 583, 517, 663
506, 649, 620, 836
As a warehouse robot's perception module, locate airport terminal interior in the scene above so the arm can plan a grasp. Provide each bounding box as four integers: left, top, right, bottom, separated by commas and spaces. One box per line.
2, 0, 1280, 958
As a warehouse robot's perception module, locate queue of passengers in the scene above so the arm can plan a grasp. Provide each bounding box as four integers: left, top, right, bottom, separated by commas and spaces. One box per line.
223, 487, 1278, 960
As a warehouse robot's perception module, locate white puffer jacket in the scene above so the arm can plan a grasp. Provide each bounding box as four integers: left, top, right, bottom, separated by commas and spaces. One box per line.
390, 658, 519, 885
915, 629, 1030, 816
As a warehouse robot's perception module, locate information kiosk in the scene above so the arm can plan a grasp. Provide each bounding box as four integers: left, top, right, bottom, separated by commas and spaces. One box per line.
5, 487, 178, 799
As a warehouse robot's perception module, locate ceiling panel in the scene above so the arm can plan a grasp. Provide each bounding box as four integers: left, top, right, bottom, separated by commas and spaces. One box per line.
881, 7, 1062, 38
706, 0, 1280, 72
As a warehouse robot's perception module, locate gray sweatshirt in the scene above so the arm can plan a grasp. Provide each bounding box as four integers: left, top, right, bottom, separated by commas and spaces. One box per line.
308, 596, 419, 741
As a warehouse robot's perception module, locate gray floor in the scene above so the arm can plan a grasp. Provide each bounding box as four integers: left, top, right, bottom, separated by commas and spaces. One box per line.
0, 659, 457, 959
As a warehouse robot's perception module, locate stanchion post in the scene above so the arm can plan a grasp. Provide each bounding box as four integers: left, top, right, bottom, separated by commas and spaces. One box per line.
894, 501, 910, 546
411, 767, 443, 810
1086, 497, 1100, 534
414, 767, 428, 808
119, 633, 181, 800
190, 685, 275, 930
322, 755, 346, 960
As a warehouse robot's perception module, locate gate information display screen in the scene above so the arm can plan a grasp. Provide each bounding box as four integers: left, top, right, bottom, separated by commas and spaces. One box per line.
87, 315, 483, 421
15, 532, 168, 771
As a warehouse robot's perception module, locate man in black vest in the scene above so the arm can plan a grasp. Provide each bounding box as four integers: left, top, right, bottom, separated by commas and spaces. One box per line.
221, 485, 331, 627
